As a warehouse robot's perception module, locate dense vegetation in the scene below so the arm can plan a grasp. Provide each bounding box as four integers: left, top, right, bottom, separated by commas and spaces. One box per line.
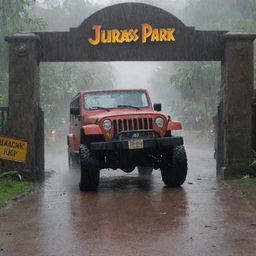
0, 0, 45, 105
0, 0, 114, 134
150, 0, 256, 133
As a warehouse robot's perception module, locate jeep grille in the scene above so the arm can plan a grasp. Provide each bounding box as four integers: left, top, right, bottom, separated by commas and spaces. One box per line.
113, 118, 153, 138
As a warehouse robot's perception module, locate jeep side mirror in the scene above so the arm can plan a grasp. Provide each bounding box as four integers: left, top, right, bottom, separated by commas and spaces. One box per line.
154, 104, 162, 112
70, 107, 80, 116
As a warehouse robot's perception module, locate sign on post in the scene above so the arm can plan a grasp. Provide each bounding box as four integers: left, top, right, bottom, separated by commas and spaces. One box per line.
0, 136, 28, 162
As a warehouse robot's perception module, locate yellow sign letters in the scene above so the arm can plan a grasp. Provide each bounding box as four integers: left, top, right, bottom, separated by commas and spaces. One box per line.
0, 136, 28, 162
88, 24, 176, 45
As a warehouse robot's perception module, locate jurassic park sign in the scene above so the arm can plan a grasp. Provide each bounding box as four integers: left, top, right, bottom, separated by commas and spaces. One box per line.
0, 136, 28, 163
35, 3, 227, 61
88, 24, 176, 45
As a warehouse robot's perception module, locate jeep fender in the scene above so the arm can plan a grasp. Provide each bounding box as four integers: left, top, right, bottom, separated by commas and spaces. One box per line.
167, 121, 182, 131
67, 134, 76, 152
82, 125, 103, 135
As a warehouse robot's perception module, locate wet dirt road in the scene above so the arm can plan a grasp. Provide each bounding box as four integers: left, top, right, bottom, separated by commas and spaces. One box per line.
0, 145, 256, 256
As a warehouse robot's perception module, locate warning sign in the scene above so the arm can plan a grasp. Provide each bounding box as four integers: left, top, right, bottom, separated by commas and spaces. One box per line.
0, 136, 28, 162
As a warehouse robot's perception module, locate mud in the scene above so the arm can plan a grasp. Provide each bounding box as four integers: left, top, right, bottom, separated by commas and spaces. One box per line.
0, 145, 256, 256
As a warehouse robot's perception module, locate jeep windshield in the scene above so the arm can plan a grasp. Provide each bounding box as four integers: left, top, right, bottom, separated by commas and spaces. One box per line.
84, 91, 149, 110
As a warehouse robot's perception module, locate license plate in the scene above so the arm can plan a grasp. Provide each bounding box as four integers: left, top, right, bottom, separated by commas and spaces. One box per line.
128, 139, 144, 150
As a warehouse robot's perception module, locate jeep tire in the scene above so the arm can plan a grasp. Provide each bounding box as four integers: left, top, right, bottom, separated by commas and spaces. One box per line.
138, 166, 153, 176
79, 144, 100, 191
160, 145, 187, 187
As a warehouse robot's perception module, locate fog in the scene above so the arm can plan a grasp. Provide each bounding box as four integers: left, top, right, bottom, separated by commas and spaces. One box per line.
36, 0, 187, 30
112, 62, 158, 89
30, 0, 256, 146
88, 1, 187, 116
35, 0, 187, 125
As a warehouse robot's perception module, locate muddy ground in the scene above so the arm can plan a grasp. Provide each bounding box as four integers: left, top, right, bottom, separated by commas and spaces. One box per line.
0, 144, 256, 256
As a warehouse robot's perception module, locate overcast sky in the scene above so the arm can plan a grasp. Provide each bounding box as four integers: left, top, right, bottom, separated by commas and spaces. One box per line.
38, 0, 186, 18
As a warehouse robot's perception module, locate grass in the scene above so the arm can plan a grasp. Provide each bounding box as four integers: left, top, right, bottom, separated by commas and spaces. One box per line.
225, 152, 256, 208
227, 177, 256, 208
247, 152, 256, 178
240, 176, 256, 184
0, 179, 37, 208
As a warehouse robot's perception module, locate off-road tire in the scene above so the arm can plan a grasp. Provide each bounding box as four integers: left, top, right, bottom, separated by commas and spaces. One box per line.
161, 145, 187, 187
138, 166, 153, 177
79, 144, 100, 191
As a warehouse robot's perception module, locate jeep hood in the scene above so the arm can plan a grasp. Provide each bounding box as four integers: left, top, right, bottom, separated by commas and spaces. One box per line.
89, 109, 164, 119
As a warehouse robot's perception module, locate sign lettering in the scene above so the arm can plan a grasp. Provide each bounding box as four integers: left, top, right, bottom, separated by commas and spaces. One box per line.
0, 136, 28, 162
88, 24, 176, 45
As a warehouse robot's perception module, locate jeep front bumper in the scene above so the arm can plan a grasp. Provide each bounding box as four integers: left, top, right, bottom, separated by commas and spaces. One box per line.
90, 136, 183, 151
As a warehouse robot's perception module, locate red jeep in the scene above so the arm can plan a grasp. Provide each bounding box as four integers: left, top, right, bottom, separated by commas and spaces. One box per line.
67, 89, 187, 191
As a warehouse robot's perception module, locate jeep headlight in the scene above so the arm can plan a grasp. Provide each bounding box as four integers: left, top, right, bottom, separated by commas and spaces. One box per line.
155, 117, 164, 128
102, 119, 112, 130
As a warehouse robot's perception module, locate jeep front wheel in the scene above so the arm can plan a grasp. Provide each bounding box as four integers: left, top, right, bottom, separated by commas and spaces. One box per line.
79, 144, 100, 191
138, 166, 153, 177
160, 145, 188, 187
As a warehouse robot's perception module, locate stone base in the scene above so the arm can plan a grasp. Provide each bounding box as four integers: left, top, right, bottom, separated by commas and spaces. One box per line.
219, 165, 247, 180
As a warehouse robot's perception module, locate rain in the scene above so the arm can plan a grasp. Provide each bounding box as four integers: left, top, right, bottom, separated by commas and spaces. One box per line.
0, 1, 256, 255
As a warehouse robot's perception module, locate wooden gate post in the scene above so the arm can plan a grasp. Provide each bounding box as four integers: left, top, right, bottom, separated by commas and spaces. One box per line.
5, 33, 44, 181
253, 89, 256, 151
219, 32, 256, 178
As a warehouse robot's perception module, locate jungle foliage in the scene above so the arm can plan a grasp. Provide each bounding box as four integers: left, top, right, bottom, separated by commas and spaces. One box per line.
36, 0, 114, 133
178, 0, 256, 129
0, 0, 46, 105
171, 62, 220, 131
0, 0, 114, 134
151, 0, 256, 132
